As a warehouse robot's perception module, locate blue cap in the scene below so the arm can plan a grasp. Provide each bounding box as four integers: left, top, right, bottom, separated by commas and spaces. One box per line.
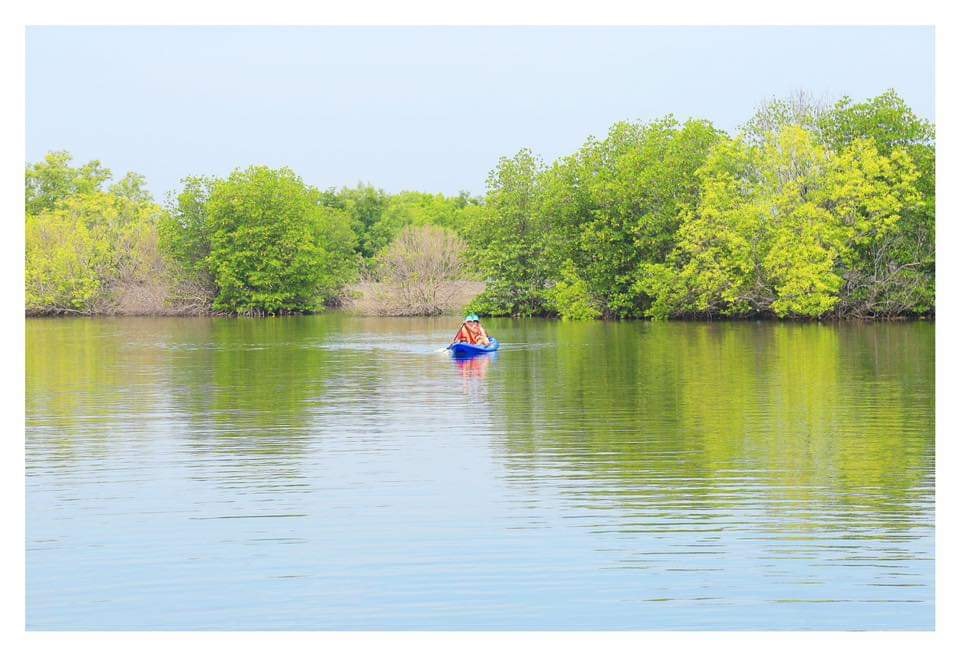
465, 313, 480, 322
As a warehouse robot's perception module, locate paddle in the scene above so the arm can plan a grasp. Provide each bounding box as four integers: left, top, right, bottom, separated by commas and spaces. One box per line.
436, 322, 466, 352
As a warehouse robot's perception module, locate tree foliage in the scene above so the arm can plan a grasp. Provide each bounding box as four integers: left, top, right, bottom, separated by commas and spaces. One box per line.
572, 117, 726, 317
336, 184, 389, 258
818, 91, 935, 315
641, 126, 920, 318
25, 150, 112, 215
465, 148, 549, 317
545, 259, 602, 320
466, 90, 934, 320
26, 189, 170, 314
202, 166, 357, 314
159, 176, 216, 284
468, 118, 726, 318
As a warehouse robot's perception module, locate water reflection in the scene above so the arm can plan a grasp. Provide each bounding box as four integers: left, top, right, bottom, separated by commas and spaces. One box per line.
164, 318, 332, 490
487, 321, 932, 519
452, 353, 496, 376
483, 320, 933, 613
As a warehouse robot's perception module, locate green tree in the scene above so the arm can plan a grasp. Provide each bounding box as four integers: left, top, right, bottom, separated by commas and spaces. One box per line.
545, 259, 602, 320
109, 172, 153, 204
581, 118, 726, 317
646, 126, 920, 319
159, 176, 216, 283
25, 150, 112, 215
819, 90, 935, 315
337, 184, 389, 257
639, 138, 767, 318
26, 202, 108, 313
363, 192, 466, 256
204, 166, 357, 314
825, 137, 923, 316
465, 149, 548, 316
530, 117, 726, 318
819, 90, 934, 155
26, 191, 169, 314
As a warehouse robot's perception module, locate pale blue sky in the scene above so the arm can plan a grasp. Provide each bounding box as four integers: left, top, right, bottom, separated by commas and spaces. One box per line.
26, 26, 934, 200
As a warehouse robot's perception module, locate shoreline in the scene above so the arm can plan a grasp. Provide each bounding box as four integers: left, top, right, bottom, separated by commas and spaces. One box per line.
23, 279, 935, 323
24, 308, 935, 323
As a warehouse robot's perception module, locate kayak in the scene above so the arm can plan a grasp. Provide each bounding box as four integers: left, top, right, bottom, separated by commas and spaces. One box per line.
449, 337, 500, 357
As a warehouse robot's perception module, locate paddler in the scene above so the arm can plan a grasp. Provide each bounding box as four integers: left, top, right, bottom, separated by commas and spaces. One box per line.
453, 313, 491, 346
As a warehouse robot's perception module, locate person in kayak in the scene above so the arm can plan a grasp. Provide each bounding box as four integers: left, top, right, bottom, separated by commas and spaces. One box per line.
453, 313, 491, 346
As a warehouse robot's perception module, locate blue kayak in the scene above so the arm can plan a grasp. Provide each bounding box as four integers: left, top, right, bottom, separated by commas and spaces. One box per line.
449, 337, 500, 357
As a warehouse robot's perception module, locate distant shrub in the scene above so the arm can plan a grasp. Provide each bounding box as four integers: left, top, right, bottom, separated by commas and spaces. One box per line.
369, 224, 469, 316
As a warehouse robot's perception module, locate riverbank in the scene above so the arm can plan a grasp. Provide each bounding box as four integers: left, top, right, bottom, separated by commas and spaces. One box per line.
25, 280, 487, 319
25, 305, 933, 322
338, 280, 485, 317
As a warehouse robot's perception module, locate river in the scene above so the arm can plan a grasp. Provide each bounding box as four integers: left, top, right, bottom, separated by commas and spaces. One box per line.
25, 315, 935, 629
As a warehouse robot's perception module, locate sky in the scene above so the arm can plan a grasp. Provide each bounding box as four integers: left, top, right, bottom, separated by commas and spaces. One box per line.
26, 26, 935, 201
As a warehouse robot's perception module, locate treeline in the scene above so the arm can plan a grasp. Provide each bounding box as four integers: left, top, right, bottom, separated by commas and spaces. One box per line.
25, 89, 934, 319
467, 90, 935, 319
25, 157, 481, 315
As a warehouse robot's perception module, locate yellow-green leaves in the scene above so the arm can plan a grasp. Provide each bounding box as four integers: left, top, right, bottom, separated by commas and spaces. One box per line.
827, 138, 919, 254
25, 190, 164, 314
649, 124, 922, 319
26, 210, 103, 313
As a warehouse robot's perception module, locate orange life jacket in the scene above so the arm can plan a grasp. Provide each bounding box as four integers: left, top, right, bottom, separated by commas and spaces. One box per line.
455, 323, 488, 345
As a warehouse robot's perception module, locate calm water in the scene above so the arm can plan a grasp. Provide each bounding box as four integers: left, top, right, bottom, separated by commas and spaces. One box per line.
26, 316, 935, 630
